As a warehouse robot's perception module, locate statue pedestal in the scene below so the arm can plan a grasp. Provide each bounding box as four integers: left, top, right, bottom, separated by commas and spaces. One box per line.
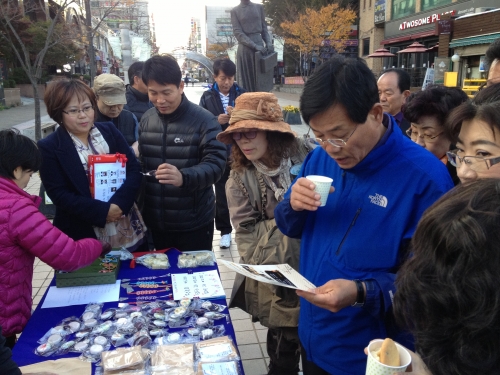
283, 111, 302, 125
255, 51, 278, 92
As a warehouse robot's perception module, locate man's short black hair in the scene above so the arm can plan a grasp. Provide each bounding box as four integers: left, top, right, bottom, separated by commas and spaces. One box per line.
128, 61, 145, 85
0, 129, 42, 179
300, 55, 379, 125
380, 68, 411, 93
485, 38, 500, 72
213, 58, 236, 77
142, 55, 182, 87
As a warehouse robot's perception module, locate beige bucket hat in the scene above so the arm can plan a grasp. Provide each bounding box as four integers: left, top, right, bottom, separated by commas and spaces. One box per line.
216, 92, 296, 144
93, 74, 127, 106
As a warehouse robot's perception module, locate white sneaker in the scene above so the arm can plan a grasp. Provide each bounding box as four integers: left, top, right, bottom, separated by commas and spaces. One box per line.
220, 234, 231, 249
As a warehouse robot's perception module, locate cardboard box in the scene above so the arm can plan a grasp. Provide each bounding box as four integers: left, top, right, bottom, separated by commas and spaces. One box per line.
55, 256, 121, 288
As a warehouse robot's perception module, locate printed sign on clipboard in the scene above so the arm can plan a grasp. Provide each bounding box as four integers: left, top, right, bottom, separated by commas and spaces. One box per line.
88, 153, 127, 202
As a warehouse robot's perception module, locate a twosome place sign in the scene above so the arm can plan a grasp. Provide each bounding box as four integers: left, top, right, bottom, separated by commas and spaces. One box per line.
399, 10, 456, 30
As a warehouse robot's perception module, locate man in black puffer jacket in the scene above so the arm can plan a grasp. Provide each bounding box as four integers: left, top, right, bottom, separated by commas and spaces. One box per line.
124, 61, 153, 122
93, 74, 140, 157
139, 55, 227, 251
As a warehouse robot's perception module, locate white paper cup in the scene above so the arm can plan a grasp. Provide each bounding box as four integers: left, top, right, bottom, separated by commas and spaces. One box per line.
306, 175, 333, 206
365, 339, 412, 375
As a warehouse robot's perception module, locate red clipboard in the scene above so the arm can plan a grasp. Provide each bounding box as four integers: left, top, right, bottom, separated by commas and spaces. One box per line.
88, 153, 127, 202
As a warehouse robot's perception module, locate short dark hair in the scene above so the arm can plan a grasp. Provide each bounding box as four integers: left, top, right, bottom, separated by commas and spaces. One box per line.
300, 56, 379, 124
380, 68, 411, 93
446, 96, 500, 143
142, 55, 182, 87
394, 178, 500, 375
0, 129, 42, 179
474, 82, 500, 104
44, 79, 97, 126
213, 58, 236, 77
402, 85, 469, 139
485, 37, 500, 72
128, 61, 144, 84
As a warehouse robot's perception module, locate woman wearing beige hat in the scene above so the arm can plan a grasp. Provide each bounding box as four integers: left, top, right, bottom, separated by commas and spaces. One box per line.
217, 92, 310, 375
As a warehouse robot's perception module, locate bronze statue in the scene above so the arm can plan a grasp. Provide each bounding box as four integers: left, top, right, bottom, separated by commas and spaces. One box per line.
231, 0, 277, 92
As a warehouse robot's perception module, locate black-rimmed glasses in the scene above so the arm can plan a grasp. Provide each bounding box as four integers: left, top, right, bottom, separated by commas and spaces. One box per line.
232, 131, 258, 141
446, 150, 500, 172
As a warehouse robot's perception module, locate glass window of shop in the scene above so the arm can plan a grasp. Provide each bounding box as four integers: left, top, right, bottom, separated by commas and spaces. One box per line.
421, 0, 452, 12
363, 38, 370, 56
392, 0, 416, 19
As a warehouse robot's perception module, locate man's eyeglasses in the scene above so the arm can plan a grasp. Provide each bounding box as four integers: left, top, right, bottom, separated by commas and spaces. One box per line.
232, 131, 258, 141
406, 128, 443, 143
446, 150, 500, 172
306, 125, 359, 148
62, 106, 94, 117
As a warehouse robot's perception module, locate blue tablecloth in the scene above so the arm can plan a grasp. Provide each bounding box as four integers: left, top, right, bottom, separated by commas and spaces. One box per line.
12, 250, 242, 373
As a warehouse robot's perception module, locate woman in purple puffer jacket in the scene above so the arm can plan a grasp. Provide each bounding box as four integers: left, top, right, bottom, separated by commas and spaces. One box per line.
0, 129, 107, 349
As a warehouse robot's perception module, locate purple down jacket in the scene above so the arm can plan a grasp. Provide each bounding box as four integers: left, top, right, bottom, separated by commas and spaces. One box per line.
0, 177, 102, 337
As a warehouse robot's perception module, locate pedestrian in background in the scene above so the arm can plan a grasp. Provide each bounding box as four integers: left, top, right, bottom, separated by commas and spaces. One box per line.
199, 58, 246, 249
378, 68, 411, 133
402, 85, 469, 185
93, 74, 140, 157
124, 61, 153, 122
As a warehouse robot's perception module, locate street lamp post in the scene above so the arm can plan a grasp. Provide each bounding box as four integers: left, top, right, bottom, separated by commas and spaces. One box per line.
84, 0, 96, 86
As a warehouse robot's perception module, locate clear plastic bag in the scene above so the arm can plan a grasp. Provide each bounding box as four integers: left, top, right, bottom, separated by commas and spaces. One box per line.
136, 253, 171, 269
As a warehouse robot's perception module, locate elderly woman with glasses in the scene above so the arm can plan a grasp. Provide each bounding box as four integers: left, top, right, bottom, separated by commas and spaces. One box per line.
217, 92, 310, 375
402, 85, 469, 185
37, 79, 142, 245
446, 84, 500, 184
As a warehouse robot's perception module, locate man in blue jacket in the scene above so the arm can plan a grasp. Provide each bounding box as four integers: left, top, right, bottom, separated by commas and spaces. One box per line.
274, 56, 453, 375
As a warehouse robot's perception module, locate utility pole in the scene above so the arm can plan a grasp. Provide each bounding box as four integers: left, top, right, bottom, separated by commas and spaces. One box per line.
84, 0, 96, 86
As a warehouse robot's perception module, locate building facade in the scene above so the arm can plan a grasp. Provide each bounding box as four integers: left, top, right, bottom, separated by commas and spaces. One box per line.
359, 0, 499, 85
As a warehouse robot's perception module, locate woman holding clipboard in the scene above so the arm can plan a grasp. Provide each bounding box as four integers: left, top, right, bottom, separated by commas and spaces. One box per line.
38, 79, 146, 251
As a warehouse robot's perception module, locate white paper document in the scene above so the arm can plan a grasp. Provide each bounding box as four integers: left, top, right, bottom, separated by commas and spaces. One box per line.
171, 270, 225, 300
41, 281, 121, 309
217, 260, 316, 291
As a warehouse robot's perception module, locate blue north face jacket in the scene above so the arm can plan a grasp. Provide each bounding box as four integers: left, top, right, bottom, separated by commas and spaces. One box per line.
275, 115, 453, 375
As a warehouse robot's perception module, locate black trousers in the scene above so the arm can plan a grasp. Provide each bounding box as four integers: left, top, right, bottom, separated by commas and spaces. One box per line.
214, 164, 232, 236
151, 222, 214, 251
301, 344, 331, 375
267, 327, 301, 375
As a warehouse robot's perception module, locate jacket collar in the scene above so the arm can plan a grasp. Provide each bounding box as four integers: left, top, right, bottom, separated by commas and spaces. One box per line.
347, 114, 403, 174
128, 85, 149, 102
53, 126, 93, 197
0, 176, 41, 207
156, 93, 189, 123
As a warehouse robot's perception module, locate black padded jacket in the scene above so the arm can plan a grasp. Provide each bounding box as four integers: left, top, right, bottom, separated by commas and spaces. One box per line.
139, 95, 227, 232
124, 85, 153, 122
96, 108, 138, 146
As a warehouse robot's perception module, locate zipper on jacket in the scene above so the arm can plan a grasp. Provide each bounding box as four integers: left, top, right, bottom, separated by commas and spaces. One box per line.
161, 120, 168, 227
336, 208, 361, 255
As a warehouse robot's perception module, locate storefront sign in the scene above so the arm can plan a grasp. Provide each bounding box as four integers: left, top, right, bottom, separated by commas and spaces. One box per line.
374, 0, 386, 23
437, 19, 453, 35
399, 10, 456, 30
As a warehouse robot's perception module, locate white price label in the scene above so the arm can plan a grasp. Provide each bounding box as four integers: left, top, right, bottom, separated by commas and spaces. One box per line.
202, 361, 238, 375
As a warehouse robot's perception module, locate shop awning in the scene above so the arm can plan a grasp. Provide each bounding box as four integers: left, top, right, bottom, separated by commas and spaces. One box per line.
380, 30, 436, 45
449, 32, 500, 48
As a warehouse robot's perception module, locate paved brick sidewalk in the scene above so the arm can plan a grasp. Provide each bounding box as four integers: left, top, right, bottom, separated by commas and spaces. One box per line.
0, 100, 49, 130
